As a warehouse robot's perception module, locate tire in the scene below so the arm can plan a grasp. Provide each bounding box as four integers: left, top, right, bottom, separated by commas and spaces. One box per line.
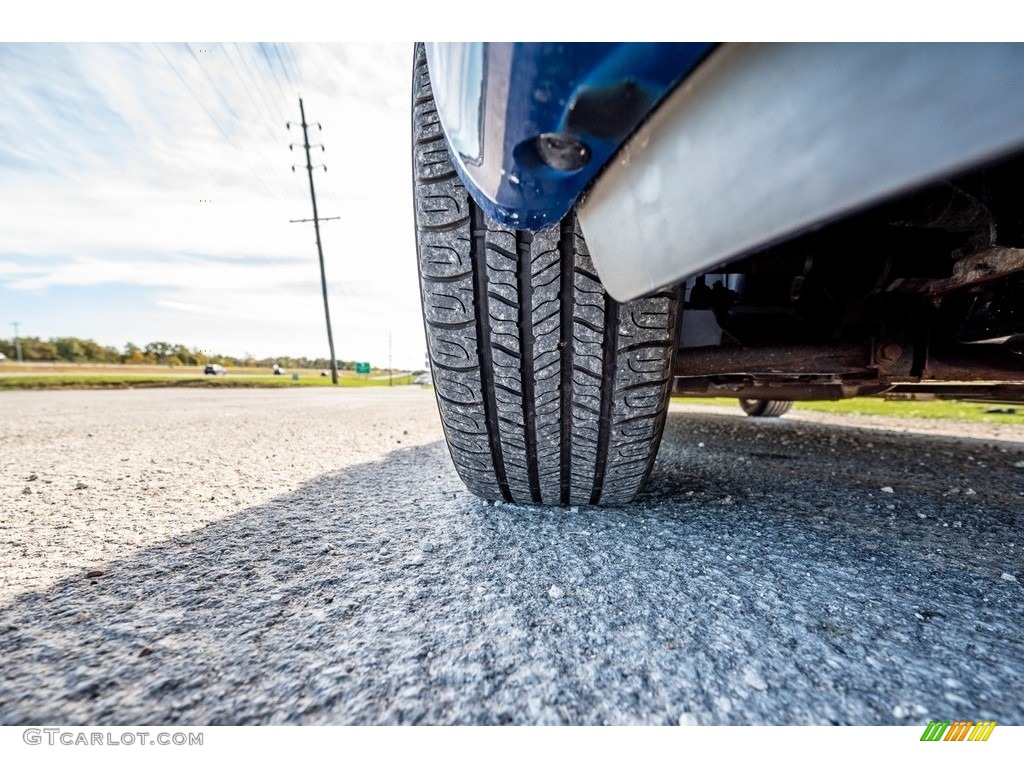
412, 44, 679, 506
738, 399, 793, 418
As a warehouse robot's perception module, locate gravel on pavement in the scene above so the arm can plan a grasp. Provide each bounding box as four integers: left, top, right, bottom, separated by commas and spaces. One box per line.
1, 389, 1022, 725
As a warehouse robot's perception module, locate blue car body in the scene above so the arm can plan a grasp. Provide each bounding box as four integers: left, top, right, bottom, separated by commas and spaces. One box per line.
425, 42, 713, 230
427, 43, 1024, 302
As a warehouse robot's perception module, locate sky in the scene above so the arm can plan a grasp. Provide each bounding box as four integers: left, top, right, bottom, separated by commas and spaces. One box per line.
0, 42, 425, 369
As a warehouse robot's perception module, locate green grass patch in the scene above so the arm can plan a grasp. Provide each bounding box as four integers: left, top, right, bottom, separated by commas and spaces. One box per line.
672, 396, 1024, 425
0, 373, 417, 390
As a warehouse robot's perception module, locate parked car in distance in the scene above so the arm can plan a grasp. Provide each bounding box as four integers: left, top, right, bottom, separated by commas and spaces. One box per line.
204, 364, 227, 376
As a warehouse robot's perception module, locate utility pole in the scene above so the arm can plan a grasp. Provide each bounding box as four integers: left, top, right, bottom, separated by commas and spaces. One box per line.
388, 330, 392, 387
288, 99, 341, 385
11, 321, 22, 362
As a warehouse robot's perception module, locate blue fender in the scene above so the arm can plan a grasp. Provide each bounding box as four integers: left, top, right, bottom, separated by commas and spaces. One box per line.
425, 42, 715, 230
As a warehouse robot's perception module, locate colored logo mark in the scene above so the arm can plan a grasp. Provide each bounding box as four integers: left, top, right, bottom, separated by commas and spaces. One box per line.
920, 720, 997, 742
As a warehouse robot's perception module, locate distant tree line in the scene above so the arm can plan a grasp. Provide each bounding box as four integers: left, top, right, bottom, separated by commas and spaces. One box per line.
0, 336, 364, 370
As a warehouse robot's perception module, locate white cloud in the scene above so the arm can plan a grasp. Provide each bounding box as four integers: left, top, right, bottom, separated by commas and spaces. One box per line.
0, 42, 426, 368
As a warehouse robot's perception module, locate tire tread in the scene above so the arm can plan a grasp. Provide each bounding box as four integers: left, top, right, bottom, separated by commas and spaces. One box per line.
413, 43, 677, 505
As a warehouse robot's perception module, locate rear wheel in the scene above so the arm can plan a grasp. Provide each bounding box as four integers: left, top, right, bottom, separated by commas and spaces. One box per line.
412, 45, 679, 505
739, 399, 793, 418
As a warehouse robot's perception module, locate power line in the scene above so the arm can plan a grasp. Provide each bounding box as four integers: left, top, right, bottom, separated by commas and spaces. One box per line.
154, 43, 234, 143
258, 43, 294, 114
246, 42, 314, 210
280, 43, 303, 94
288, 98, 340, 385
283, 45, 344, 215
284, 44, 340, 214
152, 43, 278, 200
181, 43, 295, 205
223, 42, 310, 208
181, 44, 284, 202
221, 43, 270, 120
223, 43, 281, 126
185, 44, 240, 122
219, 44, 305, 208
270, 43, 295, 89
266, 42, 295, 100
233, 43, 290, 128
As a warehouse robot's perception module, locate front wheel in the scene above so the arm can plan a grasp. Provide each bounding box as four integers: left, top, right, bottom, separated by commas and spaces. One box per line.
412, 45, 679, 506
739, 399, 793, 418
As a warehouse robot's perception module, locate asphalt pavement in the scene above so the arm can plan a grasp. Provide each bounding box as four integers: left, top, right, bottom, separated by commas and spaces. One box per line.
1, 388, 1021, 725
